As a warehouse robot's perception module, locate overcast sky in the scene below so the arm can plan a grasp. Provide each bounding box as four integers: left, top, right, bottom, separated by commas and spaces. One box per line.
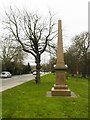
0, 0, 89, 65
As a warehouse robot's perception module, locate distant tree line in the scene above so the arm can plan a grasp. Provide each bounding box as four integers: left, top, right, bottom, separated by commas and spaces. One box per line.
2, 61, 31, 75
0, 34, 31, 75
65, 32, 90, 78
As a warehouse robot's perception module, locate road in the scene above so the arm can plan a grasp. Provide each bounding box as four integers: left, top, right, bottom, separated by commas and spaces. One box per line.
0, 74, 35, 92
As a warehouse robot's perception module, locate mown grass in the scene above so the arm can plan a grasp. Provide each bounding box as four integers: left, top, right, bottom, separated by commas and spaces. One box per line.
2, 73, 89, 119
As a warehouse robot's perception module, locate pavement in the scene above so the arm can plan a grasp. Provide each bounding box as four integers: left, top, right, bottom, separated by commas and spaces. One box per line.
0, 72, 48, 92
0, 74, 35, 92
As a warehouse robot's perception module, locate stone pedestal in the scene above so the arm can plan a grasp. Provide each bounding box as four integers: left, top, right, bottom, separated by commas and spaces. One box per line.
51, 68, 71, 96
51, 20, 71, 96
51, 84, 71, 96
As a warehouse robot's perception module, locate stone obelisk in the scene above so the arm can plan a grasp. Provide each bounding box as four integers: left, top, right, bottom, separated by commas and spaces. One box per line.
51, 20, 71, 96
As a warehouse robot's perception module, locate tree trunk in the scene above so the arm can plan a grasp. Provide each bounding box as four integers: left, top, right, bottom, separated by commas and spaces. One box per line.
35, 54, 40, 84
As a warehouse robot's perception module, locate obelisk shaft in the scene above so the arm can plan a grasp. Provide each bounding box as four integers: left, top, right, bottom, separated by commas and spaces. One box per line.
55, 20, 67, 85
56, 20, 65, 68
51, 20, 71, 96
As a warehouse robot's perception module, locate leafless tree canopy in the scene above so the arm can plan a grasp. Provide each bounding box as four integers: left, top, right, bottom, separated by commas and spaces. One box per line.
4, 8, 57, 57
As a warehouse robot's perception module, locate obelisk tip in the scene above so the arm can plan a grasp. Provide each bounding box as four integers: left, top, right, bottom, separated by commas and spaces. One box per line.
58, 20, 61, 22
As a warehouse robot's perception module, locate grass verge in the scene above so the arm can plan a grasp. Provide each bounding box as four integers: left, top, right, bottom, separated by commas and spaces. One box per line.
2, 73, 88, 118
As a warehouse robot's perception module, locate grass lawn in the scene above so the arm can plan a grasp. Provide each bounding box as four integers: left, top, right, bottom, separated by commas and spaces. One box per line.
2, 73, 89, 118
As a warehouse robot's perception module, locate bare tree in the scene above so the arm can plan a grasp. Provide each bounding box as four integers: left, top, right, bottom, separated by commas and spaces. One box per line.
0, 34, 25, 71
3, 8, 57, 84
73, 32, 90, 77
73, 32, 90, 57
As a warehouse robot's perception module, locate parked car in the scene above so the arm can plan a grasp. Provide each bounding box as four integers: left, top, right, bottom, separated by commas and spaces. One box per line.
32, 71, 44, 75
32, 71, 36, 75
0, 71, 12, 78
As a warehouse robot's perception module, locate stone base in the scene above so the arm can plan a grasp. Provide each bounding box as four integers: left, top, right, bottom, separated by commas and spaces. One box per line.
46, 91, 77, 97
51, 84, 71, 96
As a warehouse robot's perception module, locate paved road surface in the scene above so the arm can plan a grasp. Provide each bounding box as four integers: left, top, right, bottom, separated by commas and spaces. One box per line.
0, 74, 35, 92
